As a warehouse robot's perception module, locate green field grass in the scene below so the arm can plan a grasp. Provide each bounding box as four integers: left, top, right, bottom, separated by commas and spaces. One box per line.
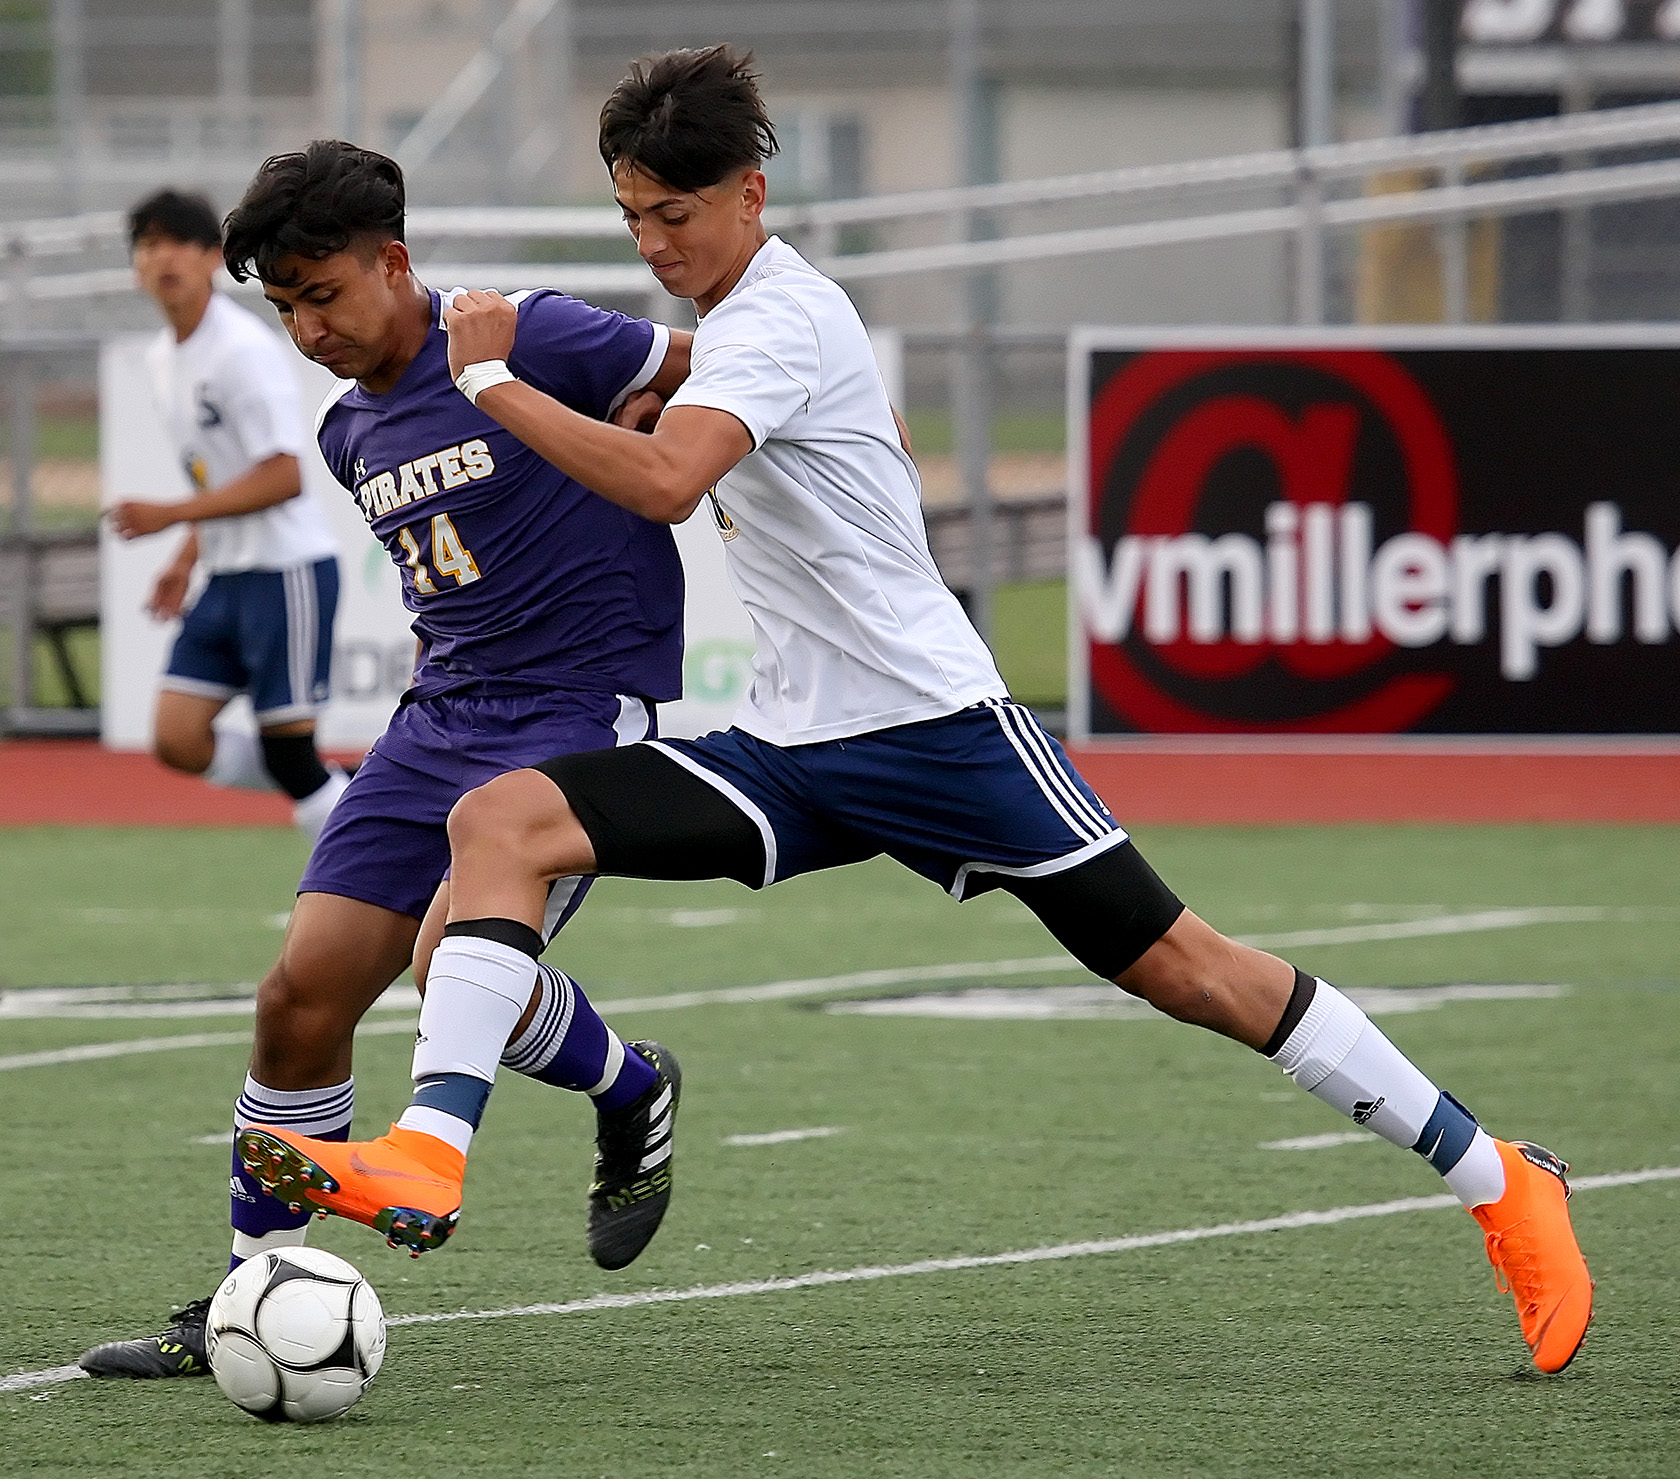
3, 824, 1678, 1476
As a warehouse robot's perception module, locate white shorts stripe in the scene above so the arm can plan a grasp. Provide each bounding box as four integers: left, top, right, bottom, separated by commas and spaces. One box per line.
949, 829, 1131, 901
281, 564, 315, 718
297, 566, 317, 708
983, 701, 1102, 844
160, 675, 238, 701
281, 566, 300, 713
993, 700, 1113, 839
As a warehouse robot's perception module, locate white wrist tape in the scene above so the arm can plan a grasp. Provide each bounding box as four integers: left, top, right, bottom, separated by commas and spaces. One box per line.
454, 359, 517, 405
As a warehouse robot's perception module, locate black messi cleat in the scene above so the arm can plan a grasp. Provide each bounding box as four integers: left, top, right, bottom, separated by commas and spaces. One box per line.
78, 1295, 212, 1378
587, 1041, 681, 1270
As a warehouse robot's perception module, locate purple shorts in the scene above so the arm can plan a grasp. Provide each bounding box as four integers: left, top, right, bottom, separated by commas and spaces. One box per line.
299, 687, 653, 929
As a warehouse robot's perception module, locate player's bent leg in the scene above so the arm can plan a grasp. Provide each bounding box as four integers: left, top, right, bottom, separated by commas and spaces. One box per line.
413, 878, 679, 1270
1006, 841, 1591, 1372
236, 896, 416, 1256
236, 893, 432, 1244
443, 767, 598, 930
152, 690, 226, 776
81, 892, 417, 1378
252, 892, 418, 1088
257, 719, 351, 840
275, 746, 758, 1261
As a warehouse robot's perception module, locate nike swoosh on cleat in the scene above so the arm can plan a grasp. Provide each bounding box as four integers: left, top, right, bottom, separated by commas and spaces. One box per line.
347, 1150, 452, 1188
1527, 1293, 1589, 1371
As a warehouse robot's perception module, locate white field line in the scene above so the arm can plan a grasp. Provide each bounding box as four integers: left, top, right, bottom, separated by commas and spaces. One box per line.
1260, 1131, 1378, 1151
724, 1127, 843, 1147
8, 1164, 1676, 1396
0, 984, 421, 1021
1236, 906, 1628, 950
0, 905, 1648, 1064
825, 982, 1564, 1022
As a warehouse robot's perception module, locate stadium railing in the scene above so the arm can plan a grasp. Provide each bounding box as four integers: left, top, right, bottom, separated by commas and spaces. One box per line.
10, 97, 1680, 650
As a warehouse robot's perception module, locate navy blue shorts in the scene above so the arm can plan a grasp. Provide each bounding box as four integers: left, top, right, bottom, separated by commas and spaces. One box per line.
299, 688, 653, 928
650, 698, 1125, 900
163, 558, 339, 725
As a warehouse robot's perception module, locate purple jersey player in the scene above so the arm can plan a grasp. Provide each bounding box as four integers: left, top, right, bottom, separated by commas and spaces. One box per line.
79, 142, 693, 1382
304, 281, 684, 938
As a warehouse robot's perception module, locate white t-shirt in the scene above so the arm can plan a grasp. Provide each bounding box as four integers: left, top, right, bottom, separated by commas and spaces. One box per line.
144, 293, 337, 574
664, 236, 1005, 745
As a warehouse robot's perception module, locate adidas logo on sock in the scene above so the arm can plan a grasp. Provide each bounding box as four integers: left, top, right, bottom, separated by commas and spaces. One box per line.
1351, 1096, 1386, 1125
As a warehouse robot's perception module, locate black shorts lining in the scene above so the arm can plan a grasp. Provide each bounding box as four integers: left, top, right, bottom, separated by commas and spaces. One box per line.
532, 743, 766, 888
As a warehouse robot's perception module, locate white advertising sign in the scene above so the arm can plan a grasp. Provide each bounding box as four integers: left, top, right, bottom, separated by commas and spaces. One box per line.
99, 326, 754, 751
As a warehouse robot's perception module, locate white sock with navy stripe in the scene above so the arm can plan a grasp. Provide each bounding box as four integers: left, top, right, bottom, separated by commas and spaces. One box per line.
230, 1074, 354, 1266
1270, 977, 1507, 1208
398, 927, 537, 1155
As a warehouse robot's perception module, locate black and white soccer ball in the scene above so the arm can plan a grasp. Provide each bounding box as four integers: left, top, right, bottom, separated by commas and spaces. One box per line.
205, 1247, 386, 1423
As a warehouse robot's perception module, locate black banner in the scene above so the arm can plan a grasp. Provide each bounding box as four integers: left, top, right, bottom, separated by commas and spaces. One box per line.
1076, 341, 1680, 734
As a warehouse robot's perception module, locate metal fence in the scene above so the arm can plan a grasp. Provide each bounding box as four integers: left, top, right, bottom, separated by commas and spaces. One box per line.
11, 96, 1680, 727
0, 336, 101, 735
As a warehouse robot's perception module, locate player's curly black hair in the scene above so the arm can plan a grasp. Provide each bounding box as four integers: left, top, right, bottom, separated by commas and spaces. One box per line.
222, 140, 405, 286
128, 189, 222, 251
598, 44, 779, 193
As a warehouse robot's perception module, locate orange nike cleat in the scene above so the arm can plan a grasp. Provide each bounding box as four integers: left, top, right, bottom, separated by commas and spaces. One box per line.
235, 1124, 465, 1257
1471, 1140, 1594, 1373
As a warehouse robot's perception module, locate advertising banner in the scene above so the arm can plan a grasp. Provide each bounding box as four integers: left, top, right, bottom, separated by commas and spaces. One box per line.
101, 329, 752, 752
1069, 328, 1680, 737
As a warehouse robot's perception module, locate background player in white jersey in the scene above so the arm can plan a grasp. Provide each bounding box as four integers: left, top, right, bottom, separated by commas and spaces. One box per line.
240, 48, 1594, 1378
111, 190, 349, 838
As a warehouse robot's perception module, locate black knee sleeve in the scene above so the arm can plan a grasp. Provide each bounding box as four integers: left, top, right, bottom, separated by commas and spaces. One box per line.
260, 732, 331, 800
443, 917, 545, 960
1261, 968, 1318, 1058
1001, 840, 1185, 980
532, 743, 766, 887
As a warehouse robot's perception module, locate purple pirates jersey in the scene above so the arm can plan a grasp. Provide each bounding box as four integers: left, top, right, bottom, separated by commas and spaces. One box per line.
316, 288, 683, 702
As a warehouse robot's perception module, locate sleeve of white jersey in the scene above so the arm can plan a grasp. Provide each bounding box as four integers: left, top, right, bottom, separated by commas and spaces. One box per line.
220, 331, 306, 468
664, 288, 818, 449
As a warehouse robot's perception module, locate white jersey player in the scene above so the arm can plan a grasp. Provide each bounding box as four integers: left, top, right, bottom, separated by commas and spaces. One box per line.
111, 190, 347, 837
234, 49, 1595, 1383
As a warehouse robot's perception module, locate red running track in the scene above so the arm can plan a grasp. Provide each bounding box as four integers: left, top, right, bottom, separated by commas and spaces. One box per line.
2, 738, 1677, 827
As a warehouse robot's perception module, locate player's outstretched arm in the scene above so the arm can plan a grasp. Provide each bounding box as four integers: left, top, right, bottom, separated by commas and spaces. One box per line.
108, 453, 303, 538
445, 289, 747, 524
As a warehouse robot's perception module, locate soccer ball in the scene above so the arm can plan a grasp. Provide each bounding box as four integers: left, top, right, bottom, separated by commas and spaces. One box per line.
205, 1247, 386, 1423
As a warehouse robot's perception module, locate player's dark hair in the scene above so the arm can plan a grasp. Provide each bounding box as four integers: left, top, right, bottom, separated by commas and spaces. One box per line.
598, 44, 779, 192
127, 189, 222, 252
222, 139, 405, 285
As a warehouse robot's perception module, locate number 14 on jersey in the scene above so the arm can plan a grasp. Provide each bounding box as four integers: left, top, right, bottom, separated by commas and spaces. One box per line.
398, 512, 481, 594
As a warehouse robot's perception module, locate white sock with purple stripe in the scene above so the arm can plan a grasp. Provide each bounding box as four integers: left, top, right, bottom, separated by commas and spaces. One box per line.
229, 1074, 354, 1267
501, 963, 656, 1109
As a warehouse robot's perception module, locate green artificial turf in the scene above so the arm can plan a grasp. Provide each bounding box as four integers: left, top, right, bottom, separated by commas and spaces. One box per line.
2, 825, 1677, 1476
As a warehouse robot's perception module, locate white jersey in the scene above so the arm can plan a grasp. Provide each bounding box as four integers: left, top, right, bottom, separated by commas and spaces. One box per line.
664, 236, 1005, 745
144, 293, 337, 574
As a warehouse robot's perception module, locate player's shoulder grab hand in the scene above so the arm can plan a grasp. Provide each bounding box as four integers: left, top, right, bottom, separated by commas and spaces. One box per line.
443, 289, 518, 379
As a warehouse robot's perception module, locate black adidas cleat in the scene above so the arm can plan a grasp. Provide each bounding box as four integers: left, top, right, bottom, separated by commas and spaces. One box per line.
78, 1295, 212, 1378
587, 1040, 681, 1270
